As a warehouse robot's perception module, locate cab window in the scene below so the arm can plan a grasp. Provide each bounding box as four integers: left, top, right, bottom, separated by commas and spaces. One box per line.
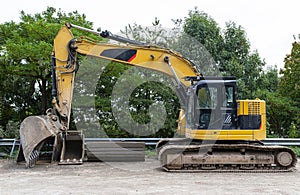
197, 86, 217, 109
223, 86, 234, 107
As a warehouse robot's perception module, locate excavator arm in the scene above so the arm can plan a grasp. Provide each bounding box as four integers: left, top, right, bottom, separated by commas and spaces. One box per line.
18, 23, 199, 167
52, 23, 200, 126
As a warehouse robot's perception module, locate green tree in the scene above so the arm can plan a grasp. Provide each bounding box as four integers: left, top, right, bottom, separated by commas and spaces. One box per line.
182, 8, 265, 99
277, 41, 300, 137
0, 7, 96, 136
257, 66, 279, 93
262, 91, 300, 137
183, 9, 223, 65
93, 61, 180, 138
279, 42, 300, 104
96, 19, 182, 138
95, 62, 130, 138
121, 17, 169, 45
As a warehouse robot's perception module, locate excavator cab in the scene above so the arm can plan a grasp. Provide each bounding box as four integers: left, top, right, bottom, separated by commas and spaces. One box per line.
186, 76, 238, 130
176, 75, 269, 141
196, 78, 237, 130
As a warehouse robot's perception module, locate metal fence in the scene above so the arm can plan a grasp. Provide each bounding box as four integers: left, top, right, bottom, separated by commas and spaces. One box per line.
1, 138, 300, 157
0, 139, 18, 157
85, 138, 300, 146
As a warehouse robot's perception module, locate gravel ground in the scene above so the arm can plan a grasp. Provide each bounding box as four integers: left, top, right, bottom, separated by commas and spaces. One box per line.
0, 158, 299, 195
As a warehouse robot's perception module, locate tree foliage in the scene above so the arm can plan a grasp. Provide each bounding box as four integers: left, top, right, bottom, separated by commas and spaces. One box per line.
277, 42, 300, 137
183, 9, 266, 99
121, 17, 168, 45
96, 67, 180, 138
0, 7, 95, 136
280, 42, 300, 103
265, 91, 299, 137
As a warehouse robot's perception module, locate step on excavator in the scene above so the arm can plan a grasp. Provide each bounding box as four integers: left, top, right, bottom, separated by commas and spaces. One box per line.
17, 23, 297, 171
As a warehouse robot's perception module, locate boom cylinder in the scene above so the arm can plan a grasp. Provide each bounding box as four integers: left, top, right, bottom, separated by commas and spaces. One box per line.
67, 23, 146, 46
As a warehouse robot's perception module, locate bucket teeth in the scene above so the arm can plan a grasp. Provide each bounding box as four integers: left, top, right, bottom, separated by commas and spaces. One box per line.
28, 150, 39, 168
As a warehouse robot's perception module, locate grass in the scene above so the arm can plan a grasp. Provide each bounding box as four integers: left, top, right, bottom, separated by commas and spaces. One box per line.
0, 145, 20, 159
290, 146, 300, 157
145, 147, 158, 158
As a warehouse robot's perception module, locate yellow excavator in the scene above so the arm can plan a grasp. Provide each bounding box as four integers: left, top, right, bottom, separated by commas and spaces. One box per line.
17, 23, 297, 171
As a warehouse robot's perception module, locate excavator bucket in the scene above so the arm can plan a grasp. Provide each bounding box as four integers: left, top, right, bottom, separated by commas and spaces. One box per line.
17, 115, 62, 167
17, 113, 84, 167
59, 131, 84, 165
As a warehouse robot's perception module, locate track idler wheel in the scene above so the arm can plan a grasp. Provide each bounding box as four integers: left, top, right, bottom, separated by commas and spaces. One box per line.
276, 151, 293, 167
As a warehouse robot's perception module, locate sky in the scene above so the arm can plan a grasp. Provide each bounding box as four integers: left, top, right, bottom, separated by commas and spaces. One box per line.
1, 0, 299, 69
